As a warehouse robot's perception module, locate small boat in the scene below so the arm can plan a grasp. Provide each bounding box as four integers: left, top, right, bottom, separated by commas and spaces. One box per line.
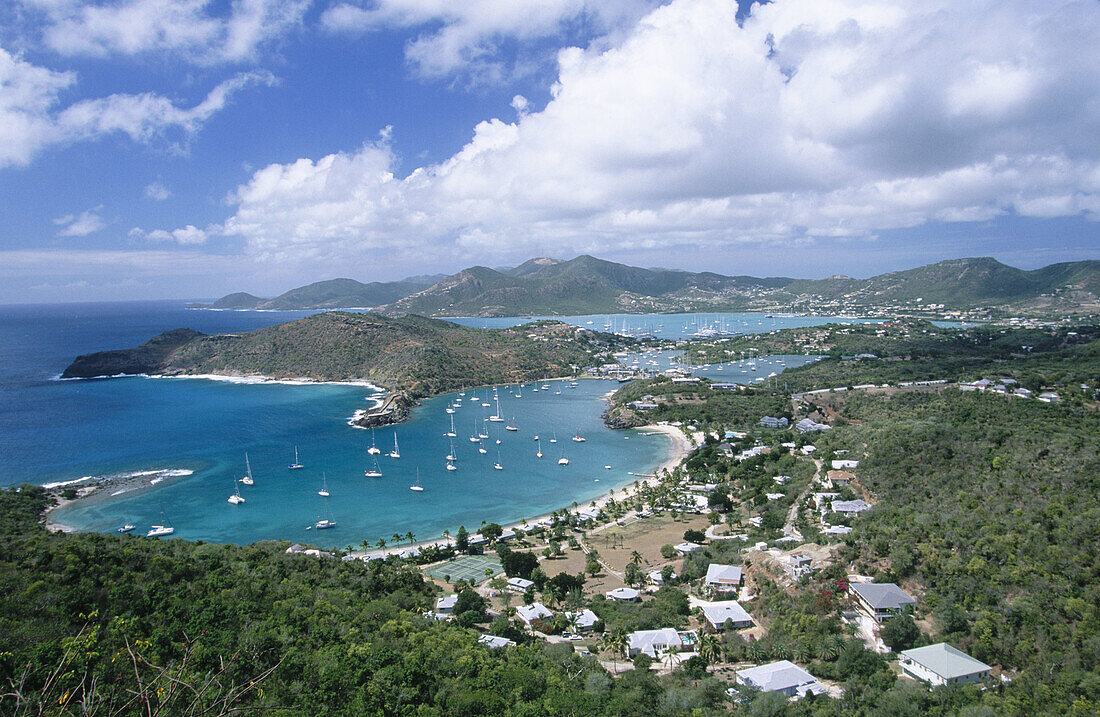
318, 472, 330, 497
147, 503, 174, 537
549, 429, 558, 444
558, 450, 569, 466
314, 494, 336, 529
367, 428, 381, 455
445, 406, 455, 414
446, 462, 457, 471
505, 417, 518, 431
446, 414, 456, 437
446, 440, 457, 462
494, 451, 503, 470
239, 453, 255, 485
489, 396, 504, 422
288, 445, 304, 470
572, 431, 586, 442
365, 458, 383, 478
410, 469, 424, 492
536, 439, 543, 459
478, 420, 489, 440
478, 446, 488, 454
228, 480, 245, 504
604, 465, 612, 469
388, 433, 401, 459
117, 524, 135, 534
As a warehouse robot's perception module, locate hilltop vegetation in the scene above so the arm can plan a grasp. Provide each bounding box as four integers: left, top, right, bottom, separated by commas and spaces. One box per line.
201, 255, 1100, 318
63, 312, 629, 398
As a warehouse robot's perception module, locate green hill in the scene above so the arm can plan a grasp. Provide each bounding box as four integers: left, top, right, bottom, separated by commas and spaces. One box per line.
62, 312, 626, 399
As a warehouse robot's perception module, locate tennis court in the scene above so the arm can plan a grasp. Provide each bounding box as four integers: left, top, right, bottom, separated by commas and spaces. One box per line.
425, 554, 504, 584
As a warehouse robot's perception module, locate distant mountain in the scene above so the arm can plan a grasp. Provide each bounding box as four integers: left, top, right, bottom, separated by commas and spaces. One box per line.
197, 255, 1099, 317
197, 277, 436, 311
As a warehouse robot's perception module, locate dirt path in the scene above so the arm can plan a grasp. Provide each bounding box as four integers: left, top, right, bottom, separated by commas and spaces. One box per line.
782, 457, 822, 538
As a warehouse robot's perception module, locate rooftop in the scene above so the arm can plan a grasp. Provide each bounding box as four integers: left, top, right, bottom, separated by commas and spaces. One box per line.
737, 660, 819, 693
900, 643, 991, 680
851, 582, 916, 611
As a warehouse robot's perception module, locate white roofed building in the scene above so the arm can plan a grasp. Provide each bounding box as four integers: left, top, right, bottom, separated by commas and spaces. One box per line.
899, 643, 991, 686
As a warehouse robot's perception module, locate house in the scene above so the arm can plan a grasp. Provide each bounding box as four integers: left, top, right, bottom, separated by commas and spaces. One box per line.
699, 600, 754, 631
899, 643, 991, 686
736, 660, 826, 699
830, 499, 871, 516
674, 541, 703, 555
564, 609, 600, 632
627, 628, 693, 658
648, 569, 676, 586
478, 634, 516, 649
435, 596, 458, 614
822, 525, 853, 536
516, 603, 554, 626
785, 554, 815, 579
795, 418, 831, 433
716, 442, 735, 459
800, 445, 817, 455
1014, 388, 1032, 398
849, 582, 916, 623
760, 416, 789, 428
766, 492, 785, 501
1038, 392, 1060, 402
507, 577, 535, 593
629, 400, 659, 410
705, 564, 743, 595
832, 459, 859, 469
811, 492, 840, 509
607, 587, 641, 602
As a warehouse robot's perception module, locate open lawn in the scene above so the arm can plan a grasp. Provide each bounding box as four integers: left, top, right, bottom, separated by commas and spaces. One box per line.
587, 512, 712, 573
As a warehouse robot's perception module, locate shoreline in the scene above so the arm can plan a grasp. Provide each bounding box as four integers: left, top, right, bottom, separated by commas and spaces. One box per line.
349, 422, 692, 561
44, 468, 196, 533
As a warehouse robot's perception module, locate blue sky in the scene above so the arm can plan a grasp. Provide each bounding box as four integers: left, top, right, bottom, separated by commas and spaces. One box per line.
0, 0, 1097, 303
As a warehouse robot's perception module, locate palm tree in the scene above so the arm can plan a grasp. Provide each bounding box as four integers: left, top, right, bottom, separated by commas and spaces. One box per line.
661, 646, 680, 670
405, 530, 415, 545
602, 629, 628, 671
699, 633, 722, 666
376, 537, 386, 550
392, 532, 402, 547
746, 641, 768, 663
629, 550, 643, 566
791, 641, 813, 663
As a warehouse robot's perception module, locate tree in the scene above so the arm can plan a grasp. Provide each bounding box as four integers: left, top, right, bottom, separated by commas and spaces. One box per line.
455, 525, 469, 552
660, 544, 676, 559
624, 562, 644, 587
881, 613, 921, 652
376, 538, 386, 550
630, 550, 643, 565
683, 529, 706, 543
699, 633, 722, 665
602, 629, 628, 670
481, 522, 504, 541
585, 557, 602, 578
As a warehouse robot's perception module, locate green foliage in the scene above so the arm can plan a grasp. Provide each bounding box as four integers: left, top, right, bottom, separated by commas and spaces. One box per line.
880, 613, 921, 652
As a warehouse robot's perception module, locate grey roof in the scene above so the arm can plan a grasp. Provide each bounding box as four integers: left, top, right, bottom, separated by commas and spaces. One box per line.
831, 499, 871, 513
900, 643, 991, 680
627, 628, 681, 657
705, 563, 742, 585
737, 660, 818, 693
478, 634, 515, 649
607, 587, 640, 600
565, 609, 599, 629
435, 595, 458, 611
699, 600, 753, 628
851, 582, 915, 611
516, 603, 553, 623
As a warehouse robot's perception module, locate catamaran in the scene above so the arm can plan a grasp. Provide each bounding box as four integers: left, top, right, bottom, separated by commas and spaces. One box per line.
558, 449, 569, 465
365, 458, 383, 478
318, 472, 330, 497
146, 503, 174, 537
288, 445, 304, 470
388, 433, 400, 459
410, 468, 424, 492
313, 496, 336, 529
367, 428, 381, 455
239, 453, 255, 485
228, 479, 245, 504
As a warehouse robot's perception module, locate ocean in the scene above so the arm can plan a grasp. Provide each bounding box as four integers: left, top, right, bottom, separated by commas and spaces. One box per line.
0, 301, 888, 547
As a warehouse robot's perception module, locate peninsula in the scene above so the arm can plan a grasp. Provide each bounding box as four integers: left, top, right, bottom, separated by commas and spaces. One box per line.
62, 312, 633, 427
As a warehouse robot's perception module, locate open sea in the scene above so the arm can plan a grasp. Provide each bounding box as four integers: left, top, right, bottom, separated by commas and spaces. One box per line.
0, 301, 906, 548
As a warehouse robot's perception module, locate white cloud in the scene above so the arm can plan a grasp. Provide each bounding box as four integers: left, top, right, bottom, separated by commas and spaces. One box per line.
144, 181, 171, 200
171, 0, 1100, 271
26, 0, 310, 65
133, 224, 211, 244
322, 0, 660, 83
54, 207, 107, 236
0, 48, 273, 168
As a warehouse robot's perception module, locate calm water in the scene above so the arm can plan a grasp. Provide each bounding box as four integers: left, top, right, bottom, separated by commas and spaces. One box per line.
0, 301, 893, 547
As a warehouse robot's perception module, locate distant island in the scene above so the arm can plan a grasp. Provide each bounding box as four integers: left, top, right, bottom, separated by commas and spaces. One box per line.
196, 255, 1100, 320
62, 312, 632, 427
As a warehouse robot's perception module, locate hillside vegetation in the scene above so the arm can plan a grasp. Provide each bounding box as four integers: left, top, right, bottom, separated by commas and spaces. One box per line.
63, 313, 627, 398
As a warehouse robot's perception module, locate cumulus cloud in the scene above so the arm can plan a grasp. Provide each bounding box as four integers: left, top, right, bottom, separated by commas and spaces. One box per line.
144, 181, 171, 200
132, 224, 211, 244
171, 0, 1100, 270
0, 48, 274, 168
321, 0, 660, 83
24, 0, 309, 65
54, 207, 107, 236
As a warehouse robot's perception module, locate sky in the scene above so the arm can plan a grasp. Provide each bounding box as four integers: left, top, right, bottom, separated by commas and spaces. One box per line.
0, 0, 1098, 303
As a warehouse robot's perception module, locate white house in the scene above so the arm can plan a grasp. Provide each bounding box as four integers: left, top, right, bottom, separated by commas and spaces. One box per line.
564, 609, 600, 632
627, 628, 692, 658
516, 603, 554, 626
674, 541, 703, 555
607, 587, 641, 602
478, 634, 516, 649
704, 564, 743, 596
899, 643, 991, 686
699, 600, 754, 631
736, 660, 826, 698
648, 569, 676, 586
832, 459, 860, 469
435, 596, 458, 614
830, 499, 872, 516
849, 582, 916, 623
507, 577, 534, 593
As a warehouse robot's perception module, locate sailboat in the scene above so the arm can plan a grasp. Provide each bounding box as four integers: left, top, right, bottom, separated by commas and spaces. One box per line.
494, 450, 503, 471
146, 502, 174, 537
446, 414, 456, 438
410, 468, 424, 491
505, 416, 518, 431
313, 495, 336, 529
318, 472, 330, 497
558, 449, 569, 465
239, 453, 255, 485
117, 524, 135, 533
228, 479, 245, 504
489, 396, 504, 422
536, 438, 543, 459
388, 433, 401, 459
572, 430, 586, 443
478, 420, 489, 440
367, 428, 381, 455
469, 419, 481, 442
288, 446, 304, 470
549, 429, 558, 444
364, 458, 383, 477
446, 440, 457, 462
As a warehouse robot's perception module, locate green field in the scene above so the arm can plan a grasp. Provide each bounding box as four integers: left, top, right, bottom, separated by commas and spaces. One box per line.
425, 554, 504, 584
